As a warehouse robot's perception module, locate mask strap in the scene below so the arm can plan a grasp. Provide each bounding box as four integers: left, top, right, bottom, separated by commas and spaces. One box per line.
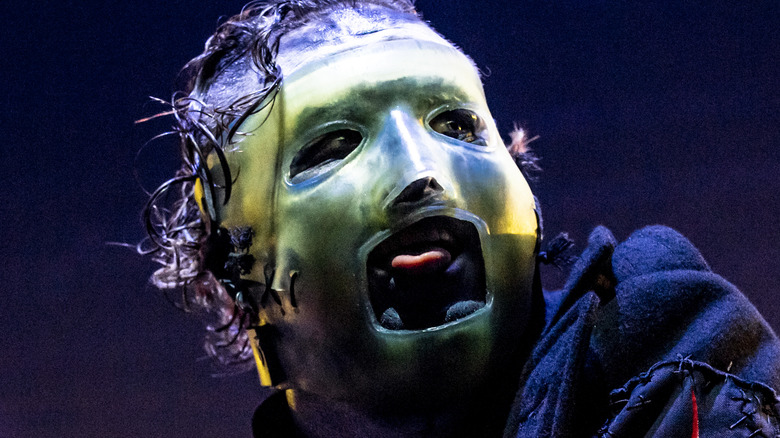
251, 323, 288, 387
193, 177, 209, 218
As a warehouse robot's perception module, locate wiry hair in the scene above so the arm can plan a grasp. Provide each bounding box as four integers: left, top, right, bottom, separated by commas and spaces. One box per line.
507, 125, 541, 181
140, 0, 419, 371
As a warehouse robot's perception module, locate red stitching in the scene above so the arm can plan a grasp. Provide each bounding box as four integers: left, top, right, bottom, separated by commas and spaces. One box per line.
691, 390, 699, 438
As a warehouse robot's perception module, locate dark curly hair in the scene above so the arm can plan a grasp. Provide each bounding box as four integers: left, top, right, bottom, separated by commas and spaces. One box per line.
140, 0, 539, 371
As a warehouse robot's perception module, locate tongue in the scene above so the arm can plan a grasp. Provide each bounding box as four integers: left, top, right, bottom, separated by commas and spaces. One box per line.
391, 248, 451, 274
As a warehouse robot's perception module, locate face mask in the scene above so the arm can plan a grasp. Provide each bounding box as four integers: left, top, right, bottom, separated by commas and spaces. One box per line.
208, 31, 539, 412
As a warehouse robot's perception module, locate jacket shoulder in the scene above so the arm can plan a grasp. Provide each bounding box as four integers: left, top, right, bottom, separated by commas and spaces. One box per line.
591, 225, 780, 391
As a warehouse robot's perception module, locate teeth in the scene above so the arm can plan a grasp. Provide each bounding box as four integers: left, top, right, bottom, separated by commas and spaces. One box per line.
372, 266, 389, 280
444, 300, 484, 323
380, 308, 404, 330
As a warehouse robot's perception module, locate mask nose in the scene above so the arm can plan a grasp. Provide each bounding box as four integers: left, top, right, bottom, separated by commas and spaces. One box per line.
372, 108, 457, 219
390, 176, 444, 209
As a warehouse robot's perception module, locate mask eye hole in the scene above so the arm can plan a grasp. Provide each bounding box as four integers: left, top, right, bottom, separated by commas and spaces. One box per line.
289, 129, 363, 183
429, 109, 488, 146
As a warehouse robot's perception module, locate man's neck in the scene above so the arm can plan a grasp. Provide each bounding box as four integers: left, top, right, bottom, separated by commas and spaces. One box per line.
286, 387, 511, 438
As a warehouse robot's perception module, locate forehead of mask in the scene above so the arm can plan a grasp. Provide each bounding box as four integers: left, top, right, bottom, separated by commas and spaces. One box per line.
276, 4, 448, 71
195, 4, 442, 109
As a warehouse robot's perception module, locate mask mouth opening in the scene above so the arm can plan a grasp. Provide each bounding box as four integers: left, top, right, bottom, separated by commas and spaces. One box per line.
366, 216, 487, 331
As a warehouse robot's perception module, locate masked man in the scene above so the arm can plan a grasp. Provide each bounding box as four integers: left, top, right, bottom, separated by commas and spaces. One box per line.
143, 1, 780, 436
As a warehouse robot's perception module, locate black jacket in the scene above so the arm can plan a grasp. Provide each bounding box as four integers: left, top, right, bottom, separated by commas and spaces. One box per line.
506, 226, 780, 437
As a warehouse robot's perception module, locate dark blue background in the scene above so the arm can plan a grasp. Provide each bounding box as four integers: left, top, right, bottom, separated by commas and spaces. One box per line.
1, 1, 777, 436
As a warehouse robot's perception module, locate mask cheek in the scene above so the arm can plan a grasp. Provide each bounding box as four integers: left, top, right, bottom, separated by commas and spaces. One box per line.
258, 191, 380, 397
214, 133, 283, 268
450, 153, 533, 233
272, 179, 373, 303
